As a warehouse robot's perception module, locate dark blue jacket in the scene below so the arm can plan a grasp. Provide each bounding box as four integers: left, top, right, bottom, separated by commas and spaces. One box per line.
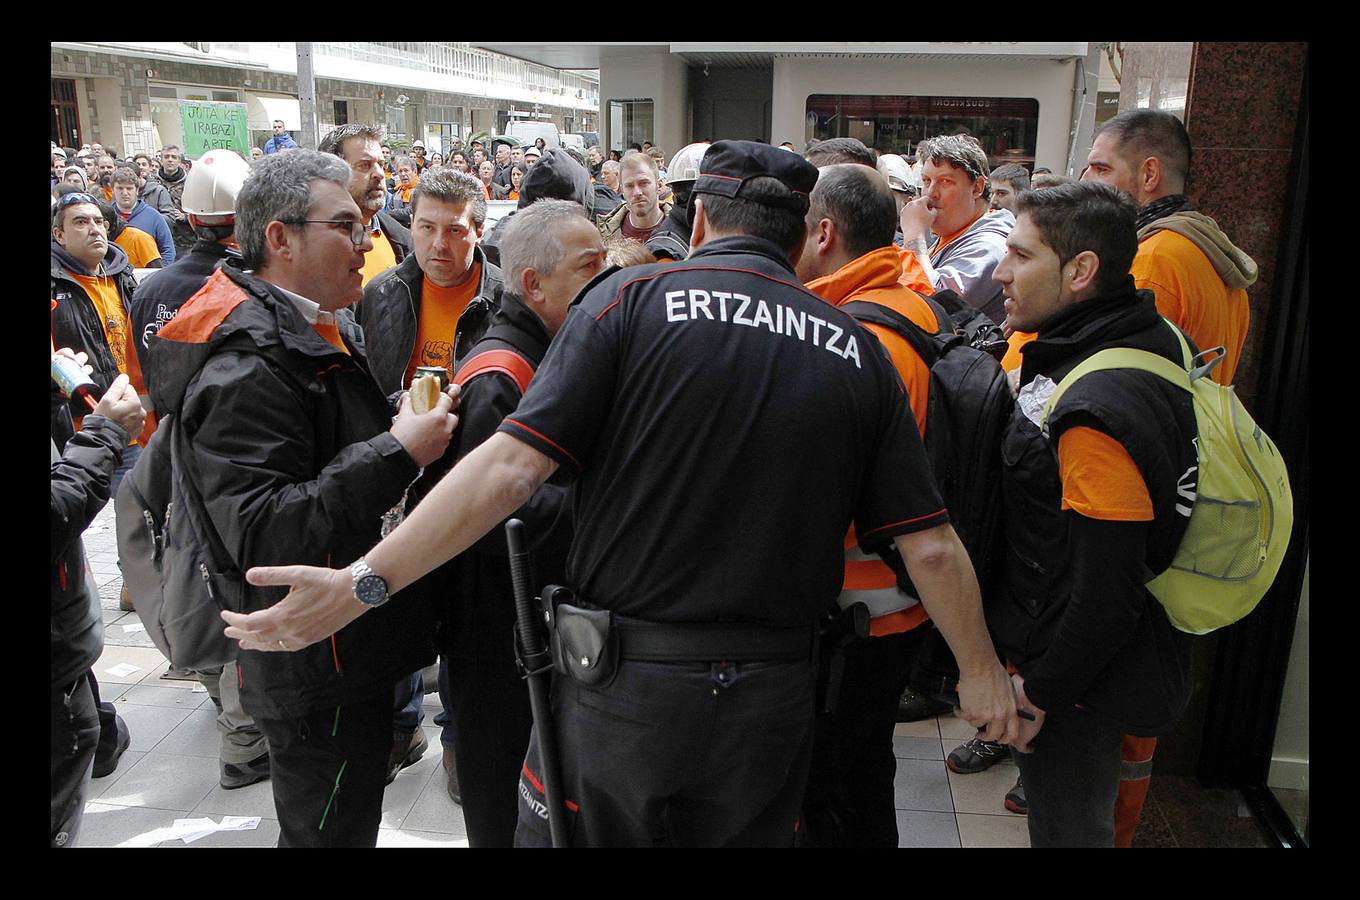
121, 199, 176, 264
263, 133, 299, 154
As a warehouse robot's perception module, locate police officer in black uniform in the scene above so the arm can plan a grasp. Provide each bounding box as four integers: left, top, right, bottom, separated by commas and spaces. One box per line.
222, 140, 1020, 848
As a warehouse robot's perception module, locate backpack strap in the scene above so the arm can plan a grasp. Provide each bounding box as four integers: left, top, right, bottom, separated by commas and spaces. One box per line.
921, 293, 955, 337
453, 348, 536, 396
1040, 345, 1193, 439
841, 300, 941, 366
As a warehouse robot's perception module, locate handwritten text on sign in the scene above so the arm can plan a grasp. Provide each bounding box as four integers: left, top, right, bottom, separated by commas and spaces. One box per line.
178, 101, 249, 157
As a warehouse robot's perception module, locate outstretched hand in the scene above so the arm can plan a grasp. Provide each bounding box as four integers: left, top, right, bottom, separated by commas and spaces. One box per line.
221, 565, 364, 652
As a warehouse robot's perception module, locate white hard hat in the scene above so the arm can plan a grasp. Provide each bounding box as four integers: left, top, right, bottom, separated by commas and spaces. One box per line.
182, 149, 251, 220
665, 141, 711, 185
877, 153, 921, 194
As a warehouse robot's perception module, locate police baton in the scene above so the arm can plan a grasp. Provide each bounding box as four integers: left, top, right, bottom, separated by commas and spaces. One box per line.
505, 518, 570, 848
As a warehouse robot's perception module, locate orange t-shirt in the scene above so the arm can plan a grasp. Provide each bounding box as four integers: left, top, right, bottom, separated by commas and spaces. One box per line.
69, 273, 130, 378
1057, 426, 1154, 521
1001, 330, 1038, 373
403, 267, 482, 387
1132, 230, 1250, 386
360, 230, 399, 287
115, 226, 162, 269
68, 272, 156, 444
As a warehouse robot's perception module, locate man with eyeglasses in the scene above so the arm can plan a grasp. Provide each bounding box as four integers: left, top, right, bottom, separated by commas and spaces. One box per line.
318, 124, 413, 285
147, 150, 455, 847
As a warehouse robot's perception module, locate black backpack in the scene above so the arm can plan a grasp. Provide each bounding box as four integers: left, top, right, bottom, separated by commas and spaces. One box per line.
922, 288, 1009, 361
842, 298, 1013, 626
115, 411, 246, 672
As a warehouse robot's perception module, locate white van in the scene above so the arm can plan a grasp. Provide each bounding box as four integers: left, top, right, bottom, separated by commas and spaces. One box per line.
505, 121, 561, 150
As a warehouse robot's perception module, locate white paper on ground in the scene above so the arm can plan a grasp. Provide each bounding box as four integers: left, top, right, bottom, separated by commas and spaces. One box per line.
170, 815, 261, 843
122, 623, 146, 634
104, 663, 143, 677
219, 816, 261, 831
191, 684, 207, 693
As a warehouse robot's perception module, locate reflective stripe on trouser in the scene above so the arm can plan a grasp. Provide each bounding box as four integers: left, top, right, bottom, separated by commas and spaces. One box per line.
838, 544, 920, 618
1114, 735, 1157, 848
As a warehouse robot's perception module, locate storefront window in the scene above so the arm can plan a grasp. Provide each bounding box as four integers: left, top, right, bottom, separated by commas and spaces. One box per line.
609, 99, 653, 151
805, 94, 1039, 170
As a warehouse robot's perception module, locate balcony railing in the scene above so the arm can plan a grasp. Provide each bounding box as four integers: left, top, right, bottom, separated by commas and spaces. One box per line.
195, 42, 597, 104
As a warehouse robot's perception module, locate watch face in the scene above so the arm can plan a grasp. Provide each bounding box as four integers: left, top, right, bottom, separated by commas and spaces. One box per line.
355, 573, 388, 606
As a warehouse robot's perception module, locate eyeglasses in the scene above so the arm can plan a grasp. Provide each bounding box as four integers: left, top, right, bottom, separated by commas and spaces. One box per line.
280, 219, 368, 246
58, 192, 100, 208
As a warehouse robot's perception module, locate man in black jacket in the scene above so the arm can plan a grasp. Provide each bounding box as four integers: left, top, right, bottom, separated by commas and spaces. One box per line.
50, 191, 146, 477
437, 198, 604, 845
51, 365, 145, 847
148, 149, 456, 847
988, 182, 1198, 847
358, 168, 504, 401
145, 145, 195, 255
318, 124, 414, 284
356, 167, 504, 786
130, 149, 249, 376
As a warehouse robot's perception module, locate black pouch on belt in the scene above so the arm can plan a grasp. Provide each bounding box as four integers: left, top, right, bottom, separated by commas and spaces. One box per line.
544, 586, 619, 688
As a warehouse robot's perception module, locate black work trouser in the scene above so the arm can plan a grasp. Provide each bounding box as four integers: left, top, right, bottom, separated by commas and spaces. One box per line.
446, 655, 534, 847
253, 690, 392, 848
801, 626, 929, 848
51, 673, 101, 847
1011, 704, 1123, 847
515, 657, 815, 848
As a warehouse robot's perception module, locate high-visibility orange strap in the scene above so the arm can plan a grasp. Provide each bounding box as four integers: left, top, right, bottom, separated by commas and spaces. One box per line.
454, 348, 535, 395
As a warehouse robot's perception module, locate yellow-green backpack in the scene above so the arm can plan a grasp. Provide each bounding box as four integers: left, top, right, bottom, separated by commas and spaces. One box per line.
1042, 319, 1294, 634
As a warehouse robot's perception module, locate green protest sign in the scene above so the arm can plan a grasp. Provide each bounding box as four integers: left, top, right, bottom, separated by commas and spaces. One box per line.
179, 100, 249, 158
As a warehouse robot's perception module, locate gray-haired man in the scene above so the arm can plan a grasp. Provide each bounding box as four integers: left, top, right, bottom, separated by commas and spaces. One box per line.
433, 199, 604, 846
149, 149, 455, 846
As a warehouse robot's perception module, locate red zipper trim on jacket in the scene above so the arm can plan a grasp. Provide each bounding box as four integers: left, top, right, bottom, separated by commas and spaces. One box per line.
58, 563, 68, 590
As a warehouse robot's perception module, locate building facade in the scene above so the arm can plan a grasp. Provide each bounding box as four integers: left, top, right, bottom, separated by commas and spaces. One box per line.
50, 41, 601, 157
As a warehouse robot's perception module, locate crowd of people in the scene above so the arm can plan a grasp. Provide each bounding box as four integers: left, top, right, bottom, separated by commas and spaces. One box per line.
52, 108, 1258, 848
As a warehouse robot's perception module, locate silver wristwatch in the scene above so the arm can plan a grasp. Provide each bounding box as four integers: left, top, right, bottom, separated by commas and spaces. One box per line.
350, 557, 391, 608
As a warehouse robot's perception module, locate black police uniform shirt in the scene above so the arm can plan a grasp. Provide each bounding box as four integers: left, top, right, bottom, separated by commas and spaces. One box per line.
499, 235, 949, 629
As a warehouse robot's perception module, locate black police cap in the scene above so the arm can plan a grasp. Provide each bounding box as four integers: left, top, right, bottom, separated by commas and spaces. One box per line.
692, 140, 817, 214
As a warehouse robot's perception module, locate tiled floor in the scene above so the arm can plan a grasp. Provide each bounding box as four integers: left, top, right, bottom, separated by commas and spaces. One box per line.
75, 502, 1262, 848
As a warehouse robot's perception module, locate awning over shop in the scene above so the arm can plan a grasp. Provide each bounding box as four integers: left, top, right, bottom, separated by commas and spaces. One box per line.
246, 93, 300, 131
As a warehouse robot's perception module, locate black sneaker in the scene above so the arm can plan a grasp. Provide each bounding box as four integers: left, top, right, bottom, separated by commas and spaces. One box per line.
1004, 776, 1027, 815
92, 715, 130, 779
385, 728, 428, 785
946, 737, 1010, 774
896, 685, 954, 723
221, 752, 271, 790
